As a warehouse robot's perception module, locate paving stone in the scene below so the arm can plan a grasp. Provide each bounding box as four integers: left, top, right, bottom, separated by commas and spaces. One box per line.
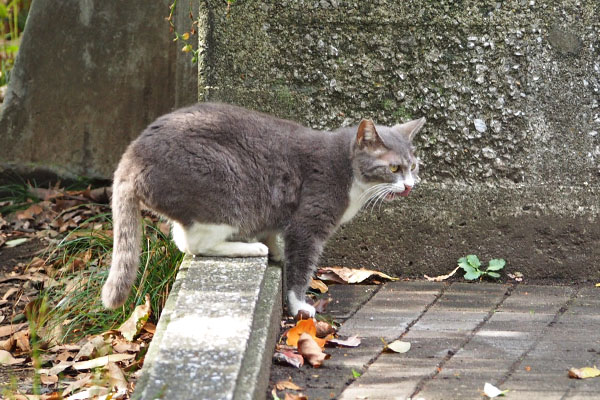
498, 285, 574, 313
409, 311, 491, 333
338, 282, 443, 340
499, 390, 565, 400
436, 357, 514, 379
338, 379, 418, 400
324, 284, 378, 321
499, 285, 600, 397
417, 378, 493, 400
325, 337, 385, 369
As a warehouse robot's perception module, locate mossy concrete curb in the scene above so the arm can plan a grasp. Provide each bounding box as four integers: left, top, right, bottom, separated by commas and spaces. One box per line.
133, 256, 282, 400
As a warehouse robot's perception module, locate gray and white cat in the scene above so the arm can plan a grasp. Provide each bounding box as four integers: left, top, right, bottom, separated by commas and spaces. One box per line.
101, 102, 425, 317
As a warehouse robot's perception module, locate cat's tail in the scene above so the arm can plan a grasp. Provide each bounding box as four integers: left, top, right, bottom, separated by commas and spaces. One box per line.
101, 175, 141, 309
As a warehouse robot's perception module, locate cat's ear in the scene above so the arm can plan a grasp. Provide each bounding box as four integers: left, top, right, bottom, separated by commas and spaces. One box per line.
393, 117, 426, 141
356, 119, 384, 148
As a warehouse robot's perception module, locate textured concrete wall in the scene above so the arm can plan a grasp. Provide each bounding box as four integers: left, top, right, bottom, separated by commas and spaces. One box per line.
0, 0, 197, 181
201, 0, 600, 280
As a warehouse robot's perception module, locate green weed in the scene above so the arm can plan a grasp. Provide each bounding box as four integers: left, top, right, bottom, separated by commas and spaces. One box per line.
458, 255, 506, 280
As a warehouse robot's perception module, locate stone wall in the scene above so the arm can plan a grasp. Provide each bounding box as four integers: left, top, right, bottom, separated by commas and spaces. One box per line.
200, 0, 600, 280
0, 0, 197, 182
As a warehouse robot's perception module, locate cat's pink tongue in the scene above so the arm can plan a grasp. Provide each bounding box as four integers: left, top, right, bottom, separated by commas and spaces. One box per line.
385, 187, 412, 201
399, 187, 412, 197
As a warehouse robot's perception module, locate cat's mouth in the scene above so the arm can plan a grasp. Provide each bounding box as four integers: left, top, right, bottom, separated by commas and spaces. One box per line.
385, 187, 412, 201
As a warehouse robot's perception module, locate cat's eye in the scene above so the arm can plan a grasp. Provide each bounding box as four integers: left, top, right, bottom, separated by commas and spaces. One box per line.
410, 163, 416, 171
389, 164, 399, 173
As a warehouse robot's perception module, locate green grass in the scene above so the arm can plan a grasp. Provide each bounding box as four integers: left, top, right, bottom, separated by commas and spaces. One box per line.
0, 183, 40, 214
35, 213, 182, 343
1, 181, 183, 343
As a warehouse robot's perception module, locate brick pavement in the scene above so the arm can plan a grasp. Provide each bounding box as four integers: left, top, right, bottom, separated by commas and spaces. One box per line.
311, 282, 600, 400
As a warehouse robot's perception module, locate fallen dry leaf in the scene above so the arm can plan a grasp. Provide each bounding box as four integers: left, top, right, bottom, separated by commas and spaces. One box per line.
142, 321, 156, 334
298, 333, 330, 368
3, 287, 20, 301
317, 266, 398, 284
483, 382, 508, 397
568, 366, 600, 379
424, 266, 460, 282
286, 319, 327, 348
385, 340, 411, 353
40, 361, 75, 376
72, 353, 135, 370
106, 362, 128, 391
273, 350, 304, 368
4, 238, 29, 247
74, 335, 108, 361
0, 336, 14, 351
40, 373, 59, 385
15, 203, 44, 221
118, 294, 151, 341
0, 349, 26, 365
275, 379, 303, 391
310, 278, 329, 293
328, 335, 361, 348
112, 337, 141, 353
13, 328, 31, 353
61, 373, 92, 397
63, 385, 109, 400
315, 321, 336, 338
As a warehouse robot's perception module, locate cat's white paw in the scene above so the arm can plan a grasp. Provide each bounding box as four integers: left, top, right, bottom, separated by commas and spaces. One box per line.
246, 242, 269, 257
287, 290, 316, 318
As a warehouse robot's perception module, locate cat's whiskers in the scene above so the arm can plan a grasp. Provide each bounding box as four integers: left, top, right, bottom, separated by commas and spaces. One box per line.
358, 183, 389, 202
363, 184, 394, 213
360, 184, 388, 206
370, 187, 393, 213
360, 186, 388, 211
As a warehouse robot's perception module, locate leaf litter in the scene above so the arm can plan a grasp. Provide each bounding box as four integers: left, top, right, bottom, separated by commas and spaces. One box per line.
272, 265, 399, 398
0, 184, 160, 399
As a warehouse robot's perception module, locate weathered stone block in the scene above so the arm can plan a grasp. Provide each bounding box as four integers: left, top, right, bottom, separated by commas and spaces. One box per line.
0, 0, 197, 180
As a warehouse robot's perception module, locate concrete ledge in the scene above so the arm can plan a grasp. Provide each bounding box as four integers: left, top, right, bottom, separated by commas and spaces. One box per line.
133, 256, 282, 400
324, 181, 600, 281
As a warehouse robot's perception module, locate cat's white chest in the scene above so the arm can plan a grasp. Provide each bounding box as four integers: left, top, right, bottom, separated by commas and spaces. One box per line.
340, 180, 366, 224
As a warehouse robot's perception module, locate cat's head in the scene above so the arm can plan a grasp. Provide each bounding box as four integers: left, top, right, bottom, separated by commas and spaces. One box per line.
351, 117, 425, 202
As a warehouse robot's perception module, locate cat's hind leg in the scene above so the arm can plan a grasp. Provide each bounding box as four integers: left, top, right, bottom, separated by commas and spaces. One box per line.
172, 222, 268, 257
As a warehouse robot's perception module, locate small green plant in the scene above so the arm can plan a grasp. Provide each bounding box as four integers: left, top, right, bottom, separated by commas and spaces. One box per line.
458, 255, 505, 280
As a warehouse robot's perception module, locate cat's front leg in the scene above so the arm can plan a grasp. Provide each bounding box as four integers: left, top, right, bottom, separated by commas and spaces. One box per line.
283, 226, 327, 318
